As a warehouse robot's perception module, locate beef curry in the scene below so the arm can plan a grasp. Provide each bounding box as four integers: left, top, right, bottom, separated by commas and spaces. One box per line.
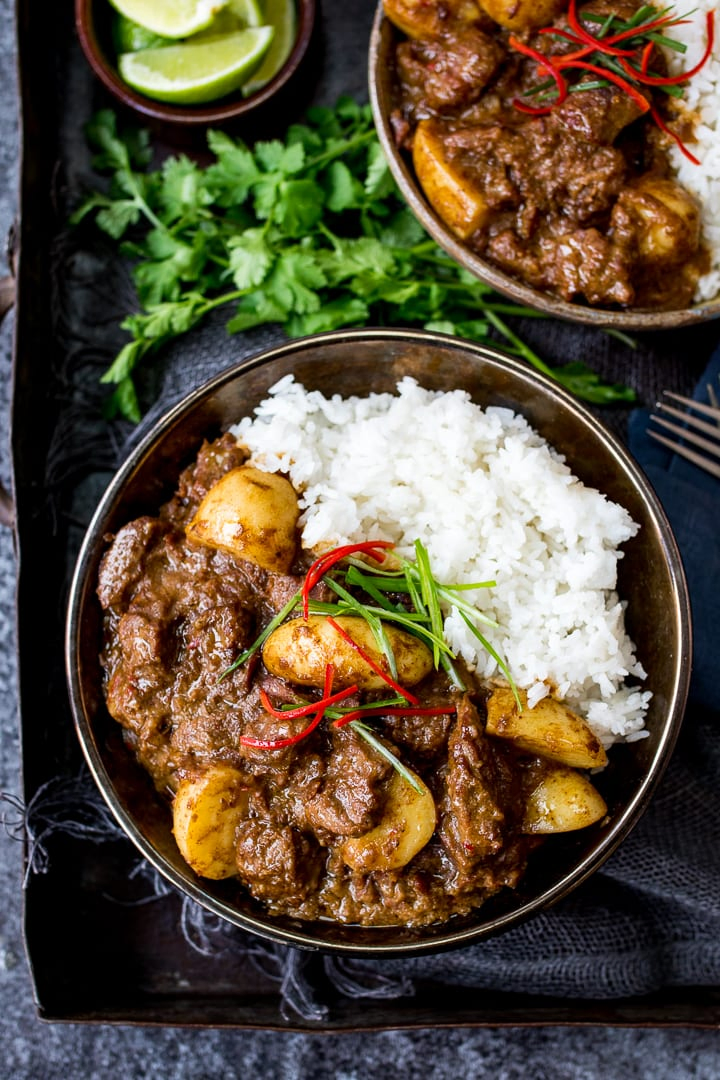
97, 433, 610, 927
385, 0, 710, 309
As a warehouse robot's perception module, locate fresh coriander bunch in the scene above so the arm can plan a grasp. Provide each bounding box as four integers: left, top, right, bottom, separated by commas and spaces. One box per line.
71, 99, 635, 421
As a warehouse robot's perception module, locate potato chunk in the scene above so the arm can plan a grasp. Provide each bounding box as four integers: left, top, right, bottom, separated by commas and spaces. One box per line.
413, 120, 490, 241
614, 178, 701, 265
172, 765, 250, 880
186, 465, 299, 572
522, 765, 608, 833
262, 614, 433, 690
478, 0, 565, 30
384, 0, 482, 38
485, 687, 608, 769
341, 769, 436, 872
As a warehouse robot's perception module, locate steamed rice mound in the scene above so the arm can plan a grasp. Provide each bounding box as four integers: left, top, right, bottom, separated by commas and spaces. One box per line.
232, 376, 650, 748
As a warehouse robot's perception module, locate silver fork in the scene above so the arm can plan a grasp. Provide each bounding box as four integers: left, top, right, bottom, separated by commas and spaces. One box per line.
648, 385, 720, 481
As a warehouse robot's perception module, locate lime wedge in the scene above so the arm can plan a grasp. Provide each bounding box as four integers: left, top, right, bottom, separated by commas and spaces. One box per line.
227, 0, 264, 26
192, 0, 264, 40
108, 0, 229, 40
112, 13, 171, 53
242, 0, 297, 95
118, 27, 274, 104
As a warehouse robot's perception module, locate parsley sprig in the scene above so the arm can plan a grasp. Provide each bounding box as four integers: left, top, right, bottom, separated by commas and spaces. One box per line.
72, 100, 635, 421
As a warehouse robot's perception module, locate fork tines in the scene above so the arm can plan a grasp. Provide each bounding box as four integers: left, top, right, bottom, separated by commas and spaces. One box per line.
648, 391, 720, 480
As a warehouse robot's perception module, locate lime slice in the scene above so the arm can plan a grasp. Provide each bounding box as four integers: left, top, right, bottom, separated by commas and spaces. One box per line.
118, 27, 274, 104
108, 0, 229, 40
242, 0, 297, 96
112, 13, 171, 53
192, 0, 264, 40
227, 0, 264, 26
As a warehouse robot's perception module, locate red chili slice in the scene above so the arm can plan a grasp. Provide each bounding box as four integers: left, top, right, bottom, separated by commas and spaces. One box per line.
566, 0, 638, 56
554, 58, 651, 113
619, 11, 714, 86
301, 540, 393, 618
650, 103, 701, 165
258, 681, 360, 720
605, 14, 691, 47
509, 34, 569, 106
242, 665, 351, 749
326, 614, 421, 705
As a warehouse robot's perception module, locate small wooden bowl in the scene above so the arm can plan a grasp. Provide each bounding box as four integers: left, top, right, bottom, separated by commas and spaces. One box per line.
368, 4, 720, 331
75, 0, 317, 132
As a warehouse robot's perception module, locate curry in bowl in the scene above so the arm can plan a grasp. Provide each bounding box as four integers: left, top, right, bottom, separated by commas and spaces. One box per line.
95, 370, 649, 928
382, 0, 717, 311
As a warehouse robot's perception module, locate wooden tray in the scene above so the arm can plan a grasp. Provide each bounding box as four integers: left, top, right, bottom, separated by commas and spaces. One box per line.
13, 0, 720, 1029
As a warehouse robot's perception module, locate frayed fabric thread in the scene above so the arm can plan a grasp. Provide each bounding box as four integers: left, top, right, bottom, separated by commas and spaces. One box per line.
0, 772, 414, 1023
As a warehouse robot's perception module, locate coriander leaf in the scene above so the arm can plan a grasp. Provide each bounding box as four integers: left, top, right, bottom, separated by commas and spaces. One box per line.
286, 297, 369, 335
85, 109, 146, 173
251, 174, 281, 221
554, 362, 637, 403
205, 129, 260, 206
133, 258, 183, 305
324, 160, 360, 213
380, 207, 427, 249
95, 199, 143, 239
285, 121, 325, 155
351, 270, 421, 305
227, 228, 275, 290
275, 178, 325, 236
100, 339, 145, 385
424, 320, 457, 335
266, 250, 326, 315
122, 292, 208, 341
158, 155, 212, 223
364, 142, 395, 202
227, 291, 290, 332
319, 237, 397, 286
132, 230, 208, 303
254, 139, 305, 175
107, 377, 141, 423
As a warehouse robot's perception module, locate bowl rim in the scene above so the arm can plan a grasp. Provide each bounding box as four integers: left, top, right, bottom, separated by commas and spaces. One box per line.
65, 327, 692, 955
74, 0, 317, 126
367, 4, 720, 331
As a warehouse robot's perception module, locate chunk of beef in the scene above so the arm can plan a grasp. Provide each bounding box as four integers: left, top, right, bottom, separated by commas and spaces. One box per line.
305, 727, 391, 837
97, 517, 164, 609
162, 432, 248, 526
439, 695, 506, 873
488, 226, 635, 306
552, 81, 649, 146
397, 28, 504, 115
235, 819, 321, 903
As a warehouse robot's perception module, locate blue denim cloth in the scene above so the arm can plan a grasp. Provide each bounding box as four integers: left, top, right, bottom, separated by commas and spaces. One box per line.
627, 345, 720, 712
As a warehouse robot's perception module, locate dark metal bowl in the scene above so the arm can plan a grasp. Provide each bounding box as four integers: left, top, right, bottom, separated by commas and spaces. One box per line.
65, 328, 691, 954
75, 0, 317, 134
368, 6, 720, 332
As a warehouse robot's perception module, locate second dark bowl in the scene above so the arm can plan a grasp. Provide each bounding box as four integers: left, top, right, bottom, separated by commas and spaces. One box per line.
368, 5, 720, 332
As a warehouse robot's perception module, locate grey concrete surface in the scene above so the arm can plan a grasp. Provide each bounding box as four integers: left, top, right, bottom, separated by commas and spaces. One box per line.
0, 2, 718, 1076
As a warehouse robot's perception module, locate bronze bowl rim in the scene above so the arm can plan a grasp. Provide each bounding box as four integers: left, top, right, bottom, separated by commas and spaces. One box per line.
65, 327, 692, 955
74, 0, 317, 128
367, 5, 720, 332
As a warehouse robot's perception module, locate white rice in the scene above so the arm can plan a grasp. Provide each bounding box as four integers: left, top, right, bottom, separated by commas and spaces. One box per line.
231, 376, 651, 749
661, 0, 720, 301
